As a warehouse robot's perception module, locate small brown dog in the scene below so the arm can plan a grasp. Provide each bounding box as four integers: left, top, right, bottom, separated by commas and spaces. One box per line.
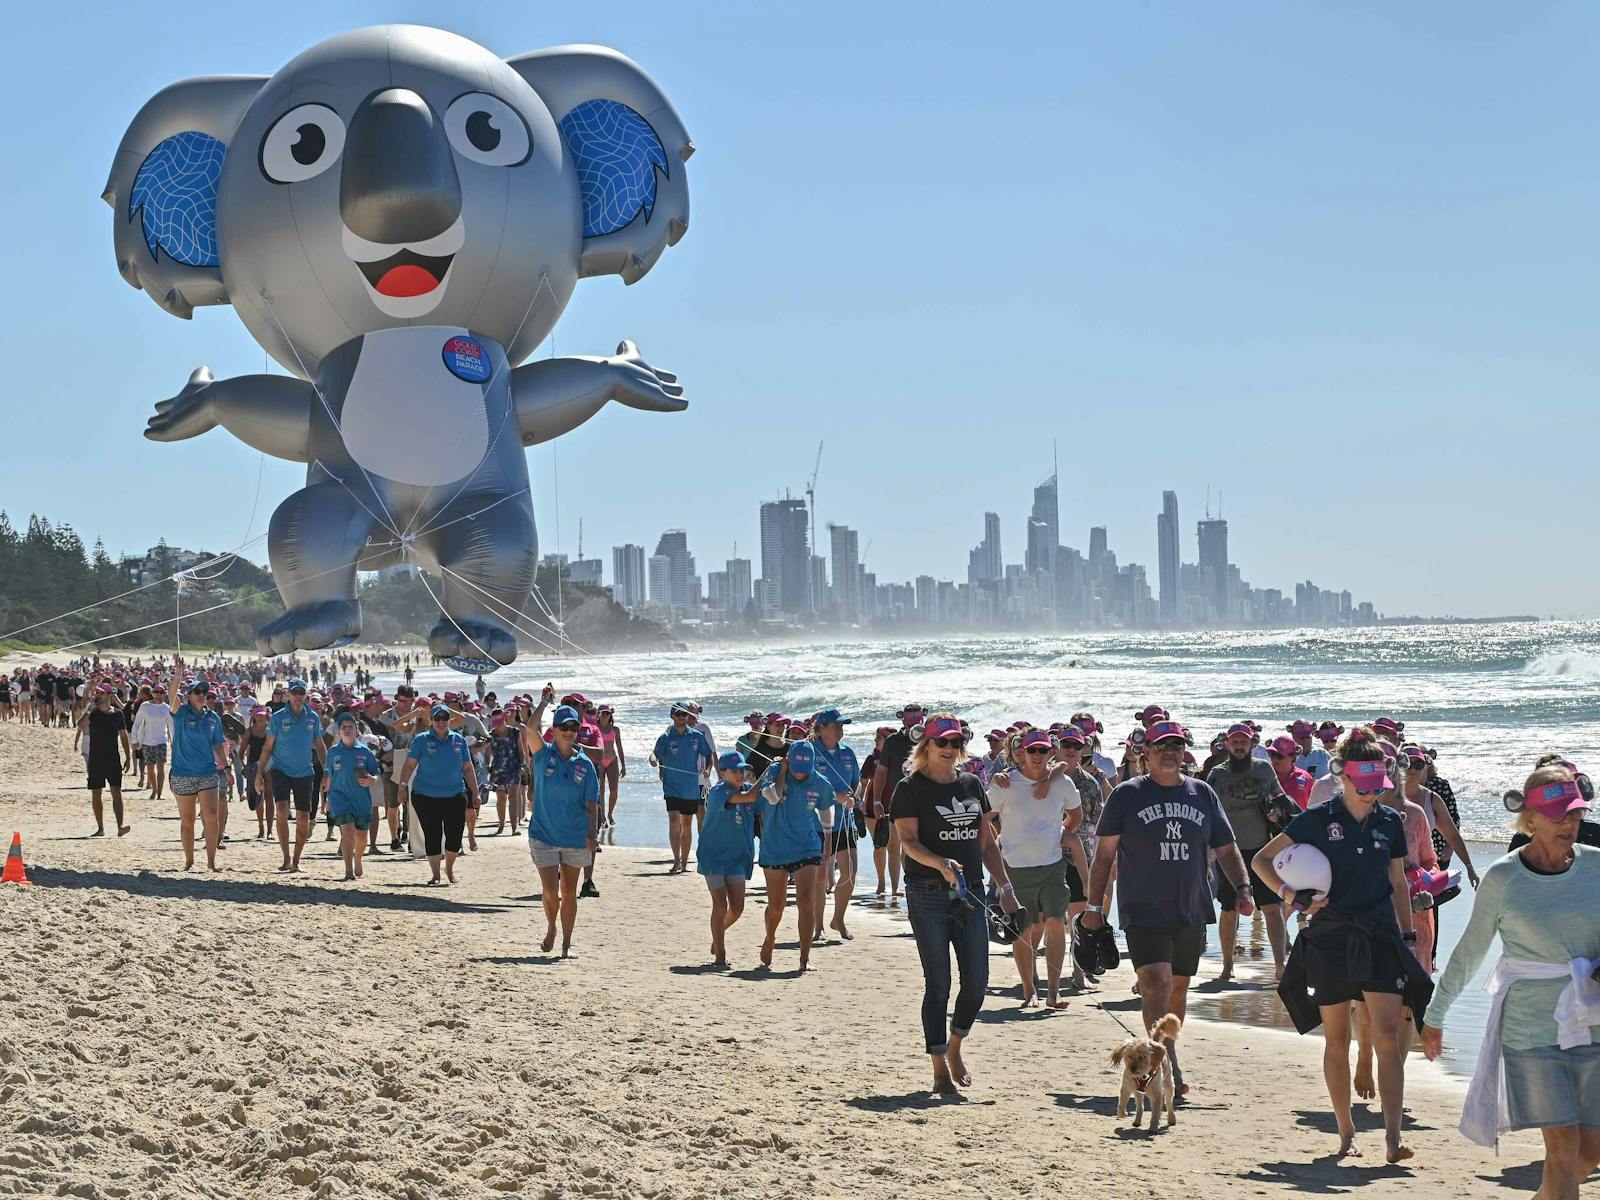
1110, 1013, 1181, 1130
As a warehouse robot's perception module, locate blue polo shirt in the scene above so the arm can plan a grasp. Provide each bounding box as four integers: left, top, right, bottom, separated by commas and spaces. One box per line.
757, 764, 827, 867
810, 739, 861, 830
1282, 798, 1406, 915
170, 702, 225, 778
407, 729, 471, 797
698, 780, 758, 878
266, 704, 324, 778
528, 745, 600, 849
325, 742, 379, 822
653, 725, 712, 801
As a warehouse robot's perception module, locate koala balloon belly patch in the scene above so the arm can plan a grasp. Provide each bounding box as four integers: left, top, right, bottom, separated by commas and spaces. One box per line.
338, 326, 490, 487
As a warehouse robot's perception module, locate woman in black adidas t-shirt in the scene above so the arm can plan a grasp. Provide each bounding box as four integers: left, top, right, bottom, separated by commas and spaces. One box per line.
891, 714, 1019, 1096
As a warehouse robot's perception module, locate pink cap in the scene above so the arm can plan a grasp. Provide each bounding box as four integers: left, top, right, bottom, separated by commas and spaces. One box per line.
1020, 729, 1054, 750
1345, 759, 1393, 794
1266, 736, 1299, 758
1525, 779, 1588, 819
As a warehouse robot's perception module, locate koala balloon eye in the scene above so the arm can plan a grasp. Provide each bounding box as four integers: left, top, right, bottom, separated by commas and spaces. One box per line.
260, 104, 345, 184
444, 93, 530, 167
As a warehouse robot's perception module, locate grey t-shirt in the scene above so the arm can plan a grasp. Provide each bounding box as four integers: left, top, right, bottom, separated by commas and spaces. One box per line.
1205, 758, 1286, 849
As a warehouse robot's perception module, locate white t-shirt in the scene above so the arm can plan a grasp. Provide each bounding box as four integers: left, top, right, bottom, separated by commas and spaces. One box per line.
1308, 771, 1341, 808
132, 701, 172, 747
987, 769, 1081, 869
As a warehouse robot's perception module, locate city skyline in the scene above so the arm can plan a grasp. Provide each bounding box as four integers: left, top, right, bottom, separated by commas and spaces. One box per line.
594, 472, 1386, 632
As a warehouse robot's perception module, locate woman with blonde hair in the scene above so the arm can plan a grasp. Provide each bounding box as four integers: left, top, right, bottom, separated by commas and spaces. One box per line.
1422, 764, 1600, 1198
891, 714, 1020, 1094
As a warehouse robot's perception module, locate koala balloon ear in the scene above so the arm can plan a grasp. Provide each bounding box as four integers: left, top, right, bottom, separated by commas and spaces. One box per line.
104, 76, 266, 318
505, 45, 691, 285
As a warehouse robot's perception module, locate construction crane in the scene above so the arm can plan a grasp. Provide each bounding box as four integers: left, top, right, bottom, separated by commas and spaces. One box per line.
806, 441, 823, 612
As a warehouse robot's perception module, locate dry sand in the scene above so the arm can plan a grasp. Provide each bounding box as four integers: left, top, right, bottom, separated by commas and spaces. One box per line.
0, 719, 1555, 1198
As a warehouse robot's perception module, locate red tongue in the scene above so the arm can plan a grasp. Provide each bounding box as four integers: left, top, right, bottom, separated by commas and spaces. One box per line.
375, 264, 440, 297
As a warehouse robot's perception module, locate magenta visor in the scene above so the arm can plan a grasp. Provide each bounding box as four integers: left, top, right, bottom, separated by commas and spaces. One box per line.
922, 717, 965, 741
1145, 720, 1188, 745
1346, 760, 1393, 793
1526, 780, 1588, 819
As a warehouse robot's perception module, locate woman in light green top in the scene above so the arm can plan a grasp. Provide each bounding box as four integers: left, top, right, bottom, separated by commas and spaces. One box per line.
1422, 765, 1600, 1200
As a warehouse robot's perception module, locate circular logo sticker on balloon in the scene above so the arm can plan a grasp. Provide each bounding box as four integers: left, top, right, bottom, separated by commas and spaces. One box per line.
441, 336, 492, 383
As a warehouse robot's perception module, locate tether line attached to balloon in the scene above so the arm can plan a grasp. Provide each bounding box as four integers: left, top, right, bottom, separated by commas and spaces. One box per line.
407, 484, 532, 542
411, 567, 504, 677
400, 273, 556, 541
258, 290, 405, 540
442, 565, 629, 684
434, 564, 588, 664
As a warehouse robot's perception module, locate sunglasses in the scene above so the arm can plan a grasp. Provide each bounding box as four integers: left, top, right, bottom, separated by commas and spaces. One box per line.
1406, 761, 1426, 770
555, 722, 580, 733
1149, 738, 1186, 750
1268, 750, 1289, 759
1023, 747, 1052, 756
930, 736, 965, 749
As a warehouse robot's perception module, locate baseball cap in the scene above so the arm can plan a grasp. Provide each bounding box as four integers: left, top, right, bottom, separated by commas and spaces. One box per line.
1135, 704, 1169, 725
1225, 723, 1255, 741
287, 679, 307, 693
552, 704, 582, 727
186, 679, 210, 695
1288, 720, 1315, 738
786, 741, 816, 773
716, 750, 749, 771
1020, 729, 1054, 750
985, 729, 1007, 742
922, 716, 965, 741
429, 704, 451, 720
813, 707, 851, 726
1346, 759, 1393, 794
1056, 726, 1087, 747
897, 702, 926, 716
335, 712, 357, 728
670, 701, 693, 716
1523, 779, 1588, 820
1145, 720, 1189, 745
1266, 735, 1299, 758
1317, 721, 1344, 740
1372, 716, 1402, 736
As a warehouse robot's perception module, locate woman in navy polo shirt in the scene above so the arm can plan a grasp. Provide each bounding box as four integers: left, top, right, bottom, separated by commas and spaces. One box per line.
1255, 727, 1423, 1165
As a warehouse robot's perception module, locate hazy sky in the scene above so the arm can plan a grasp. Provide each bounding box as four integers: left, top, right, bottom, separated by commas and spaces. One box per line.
2, 1, 1593, 617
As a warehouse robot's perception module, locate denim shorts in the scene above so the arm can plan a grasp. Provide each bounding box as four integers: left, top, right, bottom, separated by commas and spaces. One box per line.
1503, 1043, 1600, 1130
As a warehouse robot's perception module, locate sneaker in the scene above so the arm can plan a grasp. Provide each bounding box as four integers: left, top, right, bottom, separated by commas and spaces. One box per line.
579, 881, 600, 899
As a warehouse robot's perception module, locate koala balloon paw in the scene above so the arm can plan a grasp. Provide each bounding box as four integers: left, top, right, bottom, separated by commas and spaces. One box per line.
145, 367, 218, 442
428, 617, 518, 667
608, 340, 687, 413
256, 600, 362, 657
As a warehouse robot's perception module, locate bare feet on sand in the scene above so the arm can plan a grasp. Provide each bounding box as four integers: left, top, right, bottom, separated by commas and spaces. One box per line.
1045, 992, 1070, 1010
1337, 1126, 1362, 1158
829, 919, 853, 941
541, 928, 557, 953
946, 1047, 972, 1088
1385, 1140, 1414, 1165
117, 826, 131, 836
1353, 1067, 1375, 1101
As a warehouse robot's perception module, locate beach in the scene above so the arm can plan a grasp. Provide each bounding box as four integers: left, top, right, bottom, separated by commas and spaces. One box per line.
0, 716, 1553, 1199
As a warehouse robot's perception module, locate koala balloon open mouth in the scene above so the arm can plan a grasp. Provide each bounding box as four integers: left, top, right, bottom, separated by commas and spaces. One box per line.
342, 218, 465, 316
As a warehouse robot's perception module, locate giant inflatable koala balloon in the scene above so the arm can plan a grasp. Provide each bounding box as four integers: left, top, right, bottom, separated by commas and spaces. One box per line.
106, 25, 692, 666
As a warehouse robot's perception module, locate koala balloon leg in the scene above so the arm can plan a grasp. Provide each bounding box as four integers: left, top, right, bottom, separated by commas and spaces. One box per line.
256, 483, 378, 656
412, 491, 537, 666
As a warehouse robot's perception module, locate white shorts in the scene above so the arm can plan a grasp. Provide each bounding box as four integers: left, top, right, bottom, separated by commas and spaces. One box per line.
528, 839, 593, 870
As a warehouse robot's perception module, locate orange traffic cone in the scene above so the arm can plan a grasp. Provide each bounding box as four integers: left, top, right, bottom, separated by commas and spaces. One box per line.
2, 832, 30, 885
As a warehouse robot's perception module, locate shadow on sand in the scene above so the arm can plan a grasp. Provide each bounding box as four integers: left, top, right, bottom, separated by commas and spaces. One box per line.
29, 865, 517, 915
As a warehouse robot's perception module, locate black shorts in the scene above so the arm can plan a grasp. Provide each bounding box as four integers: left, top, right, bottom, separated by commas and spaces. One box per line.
1124, 924, 1207, 977
763, 856, 822, 875
664, 795, 700, 816
1303, 919, 1410, 1006
871, 813, 891, 849
826, 826, 854, 854
1063, 857, 1086, 904
272, 770, 318, 816
1216, 846, 1280, 913
87, 760, 123, 790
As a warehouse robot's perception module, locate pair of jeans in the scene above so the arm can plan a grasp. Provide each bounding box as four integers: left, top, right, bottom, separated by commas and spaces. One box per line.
905, 879, 989, 1056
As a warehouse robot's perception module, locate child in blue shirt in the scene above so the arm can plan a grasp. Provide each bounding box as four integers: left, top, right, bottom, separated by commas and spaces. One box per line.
324, 713, 380, 881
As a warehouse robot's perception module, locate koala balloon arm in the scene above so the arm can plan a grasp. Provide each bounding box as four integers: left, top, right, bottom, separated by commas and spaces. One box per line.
144, 367, 313, 462
511, 341, 685, 446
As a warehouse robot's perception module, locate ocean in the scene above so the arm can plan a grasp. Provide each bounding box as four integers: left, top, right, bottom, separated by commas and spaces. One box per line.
369, 619, 1600, 1074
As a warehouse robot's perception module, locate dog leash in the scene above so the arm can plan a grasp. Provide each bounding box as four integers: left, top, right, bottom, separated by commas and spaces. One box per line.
1097, 1002, 1138, 1039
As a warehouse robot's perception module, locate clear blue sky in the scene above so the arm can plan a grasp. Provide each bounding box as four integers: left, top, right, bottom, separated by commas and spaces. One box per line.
2, 1, 1594, 617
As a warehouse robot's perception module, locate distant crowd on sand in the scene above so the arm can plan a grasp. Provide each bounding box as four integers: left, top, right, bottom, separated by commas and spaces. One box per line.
20, 662, 1600, 1195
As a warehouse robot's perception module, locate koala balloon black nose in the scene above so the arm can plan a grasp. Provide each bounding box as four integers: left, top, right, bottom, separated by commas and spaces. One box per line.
340, 88, 461, 244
